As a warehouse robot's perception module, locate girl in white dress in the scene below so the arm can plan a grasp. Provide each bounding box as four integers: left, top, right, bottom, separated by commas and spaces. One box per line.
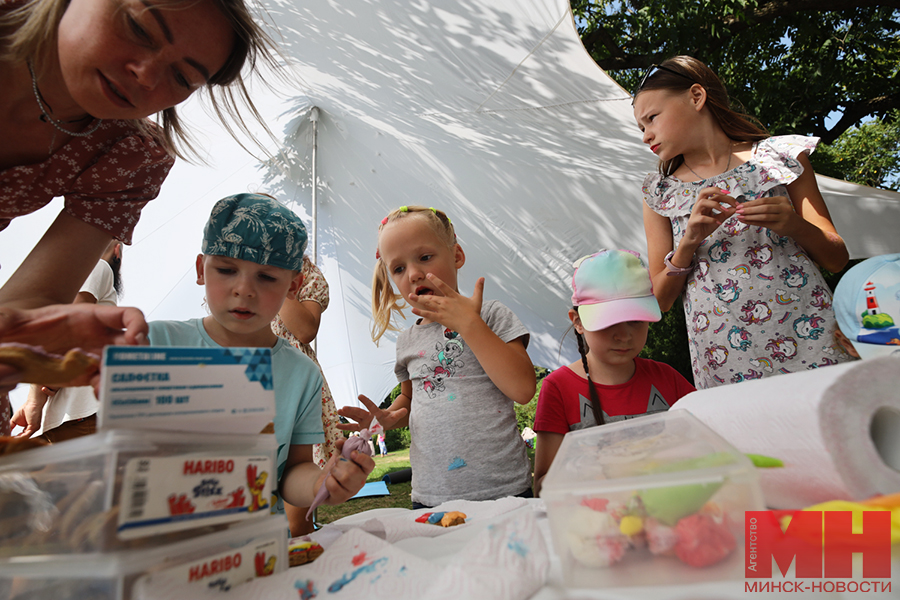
632, 56, 852, 388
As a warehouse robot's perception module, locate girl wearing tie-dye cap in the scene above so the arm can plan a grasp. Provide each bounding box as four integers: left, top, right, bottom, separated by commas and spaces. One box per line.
533, 250, 695, 497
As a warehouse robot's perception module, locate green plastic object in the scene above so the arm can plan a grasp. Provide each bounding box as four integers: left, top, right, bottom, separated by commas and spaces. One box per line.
639, 482, 723, 526
745, 453, 784, 468
637, 452, 736, 525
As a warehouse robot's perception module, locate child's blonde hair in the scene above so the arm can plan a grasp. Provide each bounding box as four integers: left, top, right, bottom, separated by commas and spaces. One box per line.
371, 206, 456, 344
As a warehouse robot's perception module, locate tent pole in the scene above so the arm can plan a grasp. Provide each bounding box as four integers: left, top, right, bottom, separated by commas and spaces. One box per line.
310, 106, 319, 355
310, 107, 320, 265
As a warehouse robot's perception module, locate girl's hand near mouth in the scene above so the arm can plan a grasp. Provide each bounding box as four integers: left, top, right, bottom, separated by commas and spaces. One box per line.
408, 274, 485, 334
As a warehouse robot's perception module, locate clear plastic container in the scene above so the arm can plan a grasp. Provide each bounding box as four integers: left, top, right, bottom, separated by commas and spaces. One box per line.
0, 514, 289, 600
540, 410, 764, 588
0, 429, 277, 556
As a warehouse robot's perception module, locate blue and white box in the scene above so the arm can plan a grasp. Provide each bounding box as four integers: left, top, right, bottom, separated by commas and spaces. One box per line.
98, 346, 275, 435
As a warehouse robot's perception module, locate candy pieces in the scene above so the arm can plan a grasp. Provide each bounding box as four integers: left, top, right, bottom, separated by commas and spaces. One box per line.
414, 511, 467, 527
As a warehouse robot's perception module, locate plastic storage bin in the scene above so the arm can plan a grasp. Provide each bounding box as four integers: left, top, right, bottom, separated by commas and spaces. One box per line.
0, 429, 277, 556
540, 410, 764, 588
0, 513, 289, 600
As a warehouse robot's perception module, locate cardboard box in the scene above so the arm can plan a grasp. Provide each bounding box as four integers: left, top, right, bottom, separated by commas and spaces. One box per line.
0, 514, 288, 600
0, 429, 276, 555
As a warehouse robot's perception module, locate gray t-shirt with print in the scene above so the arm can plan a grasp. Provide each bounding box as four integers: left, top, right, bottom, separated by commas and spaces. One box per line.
395, 299, 532, 507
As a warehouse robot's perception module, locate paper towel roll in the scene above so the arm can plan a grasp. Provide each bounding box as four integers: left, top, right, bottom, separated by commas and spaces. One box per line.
671, 357, 900, 509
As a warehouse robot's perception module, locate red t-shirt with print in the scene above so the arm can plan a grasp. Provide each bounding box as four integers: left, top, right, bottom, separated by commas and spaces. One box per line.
534, 357, 695, 434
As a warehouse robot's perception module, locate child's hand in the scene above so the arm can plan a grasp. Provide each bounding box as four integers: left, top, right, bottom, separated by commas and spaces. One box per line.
409, 275, 484, 334
735, 195, 798, 236
337, 394, 408, 432
683, 187, 738, 246
315, 438, 375, 505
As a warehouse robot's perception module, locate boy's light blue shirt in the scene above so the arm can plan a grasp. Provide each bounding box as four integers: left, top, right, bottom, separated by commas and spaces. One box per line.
148, 318, 324, 507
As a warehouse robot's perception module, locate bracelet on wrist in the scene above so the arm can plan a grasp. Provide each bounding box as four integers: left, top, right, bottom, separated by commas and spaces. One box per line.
664, 250, 694, 277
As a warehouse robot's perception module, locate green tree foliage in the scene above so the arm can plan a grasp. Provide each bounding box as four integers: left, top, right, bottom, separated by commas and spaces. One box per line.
639, 302, 694, 386
573, 0, 900, 187
514, 366, 551, 433
380, 385, 407, 451
812, 110, 900, 190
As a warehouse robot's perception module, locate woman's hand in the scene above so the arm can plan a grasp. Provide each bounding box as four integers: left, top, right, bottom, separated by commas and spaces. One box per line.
337, 394, 408, 432
0, 304, 148, 355
735, 195, 800, 237
682, 187, 738, 247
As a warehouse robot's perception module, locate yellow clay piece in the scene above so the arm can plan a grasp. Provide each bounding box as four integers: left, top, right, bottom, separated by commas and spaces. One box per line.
619, 515, 643, 536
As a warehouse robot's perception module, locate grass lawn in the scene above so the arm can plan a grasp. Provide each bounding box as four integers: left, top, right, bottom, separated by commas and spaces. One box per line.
316, 448, 413, 524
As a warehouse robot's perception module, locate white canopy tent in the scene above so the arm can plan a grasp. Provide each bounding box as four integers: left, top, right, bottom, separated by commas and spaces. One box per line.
3, 0, 899, 412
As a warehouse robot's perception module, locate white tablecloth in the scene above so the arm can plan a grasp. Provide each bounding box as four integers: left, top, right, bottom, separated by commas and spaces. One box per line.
139, 498, 899, 599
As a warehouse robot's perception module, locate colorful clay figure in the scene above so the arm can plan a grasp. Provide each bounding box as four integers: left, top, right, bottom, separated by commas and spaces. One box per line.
566, 495, 738, 569
414, 511, 467, 527
305, 418, 383, 520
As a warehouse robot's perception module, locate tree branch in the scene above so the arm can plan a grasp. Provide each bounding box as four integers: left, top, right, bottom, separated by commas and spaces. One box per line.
812, 94, 900, 143
581, 25, 629, 61
724, 0, 900, 32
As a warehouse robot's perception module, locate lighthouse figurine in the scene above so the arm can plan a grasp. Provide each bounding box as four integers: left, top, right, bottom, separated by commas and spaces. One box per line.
864, 281, 880, 315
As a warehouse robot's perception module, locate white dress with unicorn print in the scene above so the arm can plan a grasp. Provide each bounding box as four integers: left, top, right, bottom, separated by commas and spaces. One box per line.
642, 135, 851, 389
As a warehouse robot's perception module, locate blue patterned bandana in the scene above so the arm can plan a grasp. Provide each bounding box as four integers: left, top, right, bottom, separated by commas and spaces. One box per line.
202, 194, 308, 271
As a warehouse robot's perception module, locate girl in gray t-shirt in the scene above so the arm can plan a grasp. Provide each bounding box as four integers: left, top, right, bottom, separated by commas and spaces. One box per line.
340, 206, 535, 508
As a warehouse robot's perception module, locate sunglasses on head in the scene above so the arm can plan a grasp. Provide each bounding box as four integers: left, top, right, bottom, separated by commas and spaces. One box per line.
634, 64, 696, 96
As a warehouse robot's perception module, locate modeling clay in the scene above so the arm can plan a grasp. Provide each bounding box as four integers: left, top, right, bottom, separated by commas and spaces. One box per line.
566, 505, 627, 568
427, 512, 445, 524
415, 512, 433, 523
580, 497, 609, 512
619, 515, 643, 537
639, 482, 722, 526
439, 511, 466, 527
289, 537, 325, 567
644, 517, 678, 556
745, 453, 784, 468
674, 513, 736, 567
306, 417, 383, 520
638, 453, 736, 525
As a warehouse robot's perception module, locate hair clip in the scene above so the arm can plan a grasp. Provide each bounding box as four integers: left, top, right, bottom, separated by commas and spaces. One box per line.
375, 249, 380, 260
430, 207, 452, 224
381, 217, 388, 225
399, 206, 408, 213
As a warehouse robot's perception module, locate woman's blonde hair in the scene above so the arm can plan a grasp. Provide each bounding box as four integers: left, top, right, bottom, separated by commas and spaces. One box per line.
371, 206, 457, 344
634, 55, 769, 177
1, 0, 280, 160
